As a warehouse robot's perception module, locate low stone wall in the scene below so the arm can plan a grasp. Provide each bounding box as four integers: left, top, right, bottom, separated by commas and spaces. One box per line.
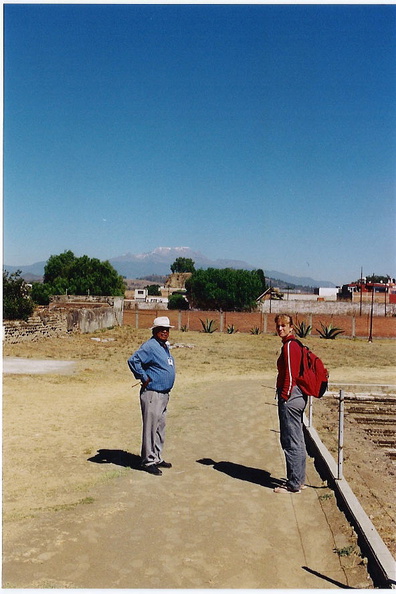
3, 296, 124, 343
3, 310, 69, 344
124, 300, 168, 311
64, 306, 123, 333
50, 295, 124, 308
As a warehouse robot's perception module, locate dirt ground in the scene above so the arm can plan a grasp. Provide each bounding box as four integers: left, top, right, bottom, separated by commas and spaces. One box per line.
2, 327, 395, 588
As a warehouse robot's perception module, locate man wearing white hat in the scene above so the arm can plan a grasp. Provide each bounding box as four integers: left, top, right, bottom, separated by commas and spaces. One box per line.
127, 316, 176, 475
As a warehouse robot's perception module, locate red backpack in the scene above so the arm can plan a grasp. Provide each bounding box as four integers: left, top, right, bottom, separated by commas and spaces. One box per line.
293, 339, 329, 398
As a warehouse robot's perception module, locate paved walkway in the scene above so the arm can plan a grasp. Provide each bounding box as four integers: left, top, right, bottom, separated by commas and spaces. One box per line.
3, 357, 75, 374
3, 379, 353, 588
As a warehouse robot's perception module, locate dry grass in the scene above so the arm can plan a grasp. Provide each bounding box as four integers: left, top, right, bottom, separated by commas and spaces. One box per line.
3, 327, 396, 550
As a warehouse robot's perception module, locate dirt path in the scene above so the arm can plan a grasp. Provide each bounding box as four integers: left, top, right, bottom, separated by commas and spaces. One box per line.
3, 378, 371, 589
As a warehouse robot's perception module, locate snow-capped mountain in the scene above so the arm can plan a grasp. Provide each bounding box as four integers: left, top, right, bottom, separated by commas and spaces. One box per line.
109, 246, 252, 272
5, 247, 336, 287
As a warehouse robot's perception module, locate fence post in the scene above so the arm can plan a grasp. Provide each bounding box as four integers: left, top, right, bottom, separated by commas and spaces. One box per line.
220, 311, 224, 333
135, 308, 139, 329
337, 389, 345, 480
178, 310, 182, 331
307, 395, 313, 427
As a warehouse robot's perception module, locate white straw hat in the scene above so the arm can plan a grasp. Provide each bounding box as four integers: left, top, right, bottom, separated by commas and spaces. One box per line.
151, 316, 174, 329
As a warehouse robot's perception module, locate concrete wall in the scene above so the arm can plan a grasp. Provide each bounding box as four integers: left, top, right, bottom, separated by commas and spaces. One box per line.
124, 300, 168, 311
258, 299, 394, 317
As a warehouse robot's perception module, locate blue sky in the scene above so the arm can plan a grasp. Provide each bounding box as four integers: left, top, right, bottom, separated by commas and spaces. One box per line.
4, 3, 396, 285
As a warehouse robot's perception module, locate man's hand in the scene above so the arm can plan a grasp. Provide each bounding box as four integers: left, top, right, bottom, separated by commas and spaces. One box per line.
142, 377, 150, 389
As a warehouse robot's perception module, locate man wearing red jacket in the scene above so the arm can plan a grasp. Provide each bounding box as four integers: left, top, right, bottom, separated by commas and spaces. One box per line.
273, 314, 307, 494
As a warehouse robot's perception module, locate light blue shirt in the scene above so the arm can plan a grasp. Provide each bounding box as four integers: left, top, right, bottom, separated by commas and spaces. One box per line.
127, 336, 175, 393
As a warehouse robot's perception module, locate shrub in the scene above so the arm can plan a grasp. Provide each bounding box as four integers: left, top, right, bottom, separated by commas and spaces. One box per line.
186, 268, 263, 311
199, 318, 217, 333
317, 322, 345, 339
168, 293, 189, 310
294, 321, 312, 338
226, 324, 238, 334
3, 270, 35, 321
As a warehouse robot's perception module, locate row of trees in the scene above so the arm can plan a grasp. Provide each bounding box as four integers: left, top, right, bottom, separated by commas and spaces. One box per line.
4, 251, 125, 320
4, 253, 268, 320
31, 250, 125, 304
167, 257, 267, 311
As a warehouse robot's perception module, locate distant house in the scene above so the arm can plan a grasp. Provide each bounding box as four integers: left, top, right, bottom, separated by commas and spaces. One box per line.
340, 280, 396, 304
134, 288, 148, 301
132, 288, 169, 305
257, 287, 340, 304
315, 287, 340, 301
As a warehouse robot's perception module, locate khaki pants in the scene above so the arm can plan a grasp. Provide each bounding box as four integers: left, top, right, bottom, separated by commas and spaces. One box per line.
140, 389, 170, 467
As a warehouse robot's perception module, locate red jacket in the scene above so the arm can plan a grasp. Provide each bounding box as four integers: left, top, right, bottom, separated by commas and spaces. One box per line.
276, 336, 302, 401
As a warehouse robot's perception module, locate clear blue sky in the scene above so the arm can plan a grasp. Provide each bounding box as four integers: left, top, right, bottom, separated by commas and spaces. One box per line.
4, 3, 396, 285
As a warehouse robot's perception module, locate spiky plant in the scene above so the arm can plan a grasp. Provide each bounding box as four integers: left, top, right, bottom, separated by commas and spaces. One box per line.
293, 321, 312, 338
199, 318, 218, 333
250, 326, 261, 335
316, 322, 345, 339
226, 324, 238, 334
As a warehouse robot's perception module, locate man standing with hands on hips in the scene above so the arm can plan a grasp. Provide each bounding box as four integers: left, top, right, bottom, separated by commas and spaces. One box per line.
127, 316, 175, 476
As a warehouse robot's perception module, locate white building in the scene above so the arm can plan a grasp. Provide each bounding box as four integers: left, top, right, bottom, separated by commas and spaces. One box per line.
134, 288, 148, 301
317, 287, 340, 301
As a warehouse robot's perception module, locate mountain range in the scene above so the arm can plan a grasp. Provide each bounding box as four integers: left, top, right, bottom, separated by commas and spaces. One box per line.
4, 246, 336, 288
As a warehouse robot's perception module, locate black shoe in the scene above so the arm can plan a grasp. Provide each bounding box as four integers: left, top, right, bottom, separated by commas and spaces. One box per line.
157, 461, 172, 469
142, 464, 162, 475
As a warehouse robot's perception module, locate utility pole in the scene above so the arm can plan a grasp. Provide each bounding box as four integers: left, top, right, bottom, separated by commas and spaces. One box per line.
359, 266, 363, 317
368, 285, 374, 342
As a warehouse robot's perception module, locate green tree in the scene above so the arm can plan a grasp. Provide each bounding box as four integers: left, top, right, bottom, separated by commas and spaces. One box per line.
30, 282, 53, 306
3, 270, 35, 320
44, 250, 76, 284
365, 274, 391, 284
185, 268, 263, 311
170, 257, 195, 273
35, 251, 125, 302
168, 293, 189, 310
145, 284, 161, 296
256, 269, 267, 293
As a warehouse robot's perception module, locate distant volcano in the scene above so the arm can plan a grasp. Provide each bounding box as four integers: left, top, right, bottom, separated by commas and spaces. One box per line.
5, 247, 336, 288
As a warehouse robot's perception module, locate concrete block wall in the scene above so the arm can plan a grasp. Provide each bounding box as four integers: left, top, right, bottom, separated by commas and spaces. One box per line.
3, 310, 70, 344
259, 299, 395, 317
3, 296, 124, 343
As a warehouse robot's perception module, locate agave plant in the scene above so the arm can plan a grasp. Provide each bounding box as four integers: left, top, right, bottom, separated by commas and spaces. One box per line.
316, 322, 345, 339
250, 326, 261, 335
293, 321, 312, 338
199, 318, 218, 333
226, 324, 238, 334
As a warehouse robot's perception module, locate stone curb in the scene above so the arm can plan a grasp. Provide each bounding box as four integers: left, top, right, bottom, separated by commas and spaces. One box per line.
303, 416, 396, 589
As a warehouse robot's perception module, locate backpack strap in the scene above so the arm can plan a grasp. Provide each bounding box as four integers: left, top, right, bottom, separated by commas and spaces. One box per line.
290, 337, 305, 377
